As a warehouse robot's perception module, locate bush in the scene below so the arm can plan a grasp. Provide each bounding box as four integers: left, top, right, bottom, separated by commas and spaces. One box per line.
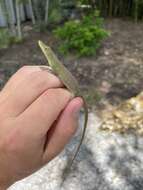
49, 8, 62, 24
54, 11, 109, 56
0, 29, 21, 49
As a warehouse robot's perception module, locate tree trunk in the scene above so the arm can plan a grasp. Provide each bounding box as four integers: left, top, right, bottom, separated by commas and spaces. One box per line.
109, 0, 113, 17
45, 0, 49, 25
33, 0, 42, 23
6, 0, 16, 35
28, 0, 36, 25
134, 0, 138, 23
15, 0, 22, 39
0, 0, 9, 27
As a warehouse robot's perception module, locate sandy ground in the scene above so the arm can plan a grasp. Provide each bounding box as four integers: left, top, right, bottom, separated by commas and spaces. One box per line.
9, 113, 143, 190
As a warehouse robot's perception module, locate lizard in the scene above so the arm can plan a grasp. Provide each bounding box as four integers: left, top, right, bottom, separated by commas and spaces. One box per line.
38, 40, 88, 170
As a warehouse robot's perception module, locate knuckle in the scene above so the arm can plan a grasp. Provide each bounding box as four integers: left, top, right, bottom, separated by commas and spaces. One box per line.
42, 89, 59, 106
18, 65, 30, 73
43, 88, 72, 105
53, 88, 72, 99
35, 76, 47, 90
28, 71, 60, 91
28, 71, 48, 90
14, 66, 31, 77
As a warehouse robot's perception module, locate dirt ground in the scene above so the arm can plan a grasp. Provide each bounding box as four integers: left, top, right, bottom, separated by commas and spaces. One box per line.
0, 19, 143, 109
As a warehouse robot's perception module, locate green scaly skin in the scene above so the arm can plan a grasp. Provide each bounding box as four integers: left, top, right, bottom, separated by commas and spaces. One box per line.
38, 40, 88, 174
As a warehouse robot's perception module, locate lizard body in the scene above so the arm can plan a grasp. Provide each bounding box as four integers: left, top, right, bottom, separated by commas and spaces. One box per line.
38, 40, 88, 169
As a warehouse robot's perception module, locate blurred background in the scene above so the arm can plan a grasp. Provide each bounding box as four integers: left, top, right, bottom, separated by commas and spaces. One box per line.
0, 0, 143, 109
1, 1, 143, 190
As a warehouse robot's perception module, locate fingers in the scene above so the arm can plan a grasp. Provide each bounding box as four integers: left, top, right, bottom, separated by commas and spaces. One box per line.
0, 68, 63, 117
17, 88, 73, 136
0, 66, 41, 99
43, 97, 83, 162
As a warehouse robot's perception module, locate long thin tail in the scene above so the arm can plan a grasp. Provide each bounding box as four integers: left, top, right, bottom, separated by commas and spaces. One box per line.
69, 97, 88, 168
61, 98, 88, 185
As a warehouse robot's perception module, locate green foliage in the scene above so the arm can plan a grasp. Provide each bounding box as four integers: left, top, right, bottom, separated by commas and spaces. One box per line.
48, 8, 62, 24
77, 0, 88, 4
33, 0, 63, 31
0, 29, 21, 49
48, 0, 63, 24
54, 12, 109, 56
17, 0, 28, 4
77, 0, 95, 6
77, 0, 143, 21
133, 0, 143, 21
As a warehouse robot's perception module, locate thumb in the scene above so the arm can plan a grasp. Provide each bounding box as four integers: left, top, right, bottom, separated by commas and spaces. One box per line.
43, 97, 83, 163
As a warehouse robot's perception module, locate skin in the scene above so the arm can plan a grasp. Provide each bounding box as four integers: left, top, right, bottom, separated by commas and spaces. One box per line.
38, 41, 88, 169
0, 66, 83, 189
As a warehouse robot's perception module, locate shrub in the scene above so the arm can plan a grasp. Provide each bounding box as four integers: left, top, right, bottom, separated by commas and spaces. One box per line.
0, 29, 21, 49
49, 8, 62, 24
54, 11, 109, 56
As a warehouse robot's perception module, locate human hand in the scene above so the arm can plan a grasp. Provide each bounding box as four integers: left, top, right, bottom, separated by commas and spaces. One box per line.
0, 66, 83, 189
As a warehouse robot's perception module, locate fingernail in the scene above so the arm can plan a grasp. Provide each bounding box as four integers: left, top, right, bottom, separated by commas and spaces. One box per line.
73, 99, 83, 119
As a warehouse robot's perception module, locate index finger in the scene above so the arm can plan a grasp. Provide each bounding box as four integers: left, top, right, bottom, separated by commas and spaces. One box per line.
0, 69, 64, 118
17, 88, 73, 136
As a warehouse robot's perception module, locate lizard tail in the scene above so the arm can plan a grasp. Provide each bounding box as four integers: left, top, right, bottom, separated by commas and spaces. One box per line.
61, 98, 88, 185
69, 97, 88, 168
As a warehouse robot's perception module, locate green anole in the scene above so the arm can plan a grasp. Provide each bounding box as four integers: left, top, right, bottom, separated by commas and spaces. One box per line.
38, 40, 88, 169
